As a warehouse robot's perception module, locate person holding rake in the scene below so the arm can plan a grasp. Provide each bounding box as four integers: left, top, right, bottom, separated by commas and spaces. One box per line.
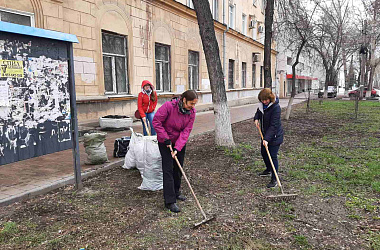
254, 88, 284, 188
152, 90, 198, 213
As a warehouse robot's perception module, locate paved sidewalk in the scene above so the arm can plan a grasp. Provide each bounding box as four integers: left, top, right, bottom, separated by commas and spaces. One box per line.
0, 94, 309, 206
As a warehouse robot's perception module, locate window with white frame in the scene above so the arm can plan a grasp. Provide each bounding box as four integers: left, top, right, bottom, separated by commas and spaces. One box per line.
228, 59, 235, 89
212, 0, 219, 21
242, 62, 247, 88
102, 31, 129, 94
228, 4, 235, 29
187, 0, 194, 9
0, 8, 34, 26
188, 50, 199, 90
155, 43, 171, 92
242, 14, 247, 35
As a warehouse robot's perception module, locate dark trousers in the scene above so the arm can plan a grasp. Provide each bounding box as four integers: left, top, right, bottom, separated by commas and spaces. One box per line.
261, 144, 280, 181
158, 142, 186, 204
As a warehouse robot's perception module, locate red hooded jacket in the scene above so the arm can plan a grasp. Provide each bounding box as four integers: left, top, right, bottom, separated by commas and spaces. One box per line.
138, 80, 158, 118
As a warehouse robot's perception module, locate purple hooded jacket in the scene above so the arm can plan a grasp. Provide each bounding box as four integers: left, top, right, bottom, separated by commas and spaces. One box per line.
152, 98, 196, 152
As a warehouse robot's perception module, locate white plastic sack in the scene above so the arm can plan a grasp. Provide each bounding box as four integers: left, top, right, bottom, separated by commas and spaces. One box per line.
139, 136, 163, 191
122, 128, 163, 191
123, 129, 144, 174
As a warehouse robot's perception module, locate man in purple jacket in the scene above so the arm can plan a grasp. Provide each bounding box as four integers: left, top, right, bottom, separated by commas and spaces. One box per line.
152, 90, 198, 213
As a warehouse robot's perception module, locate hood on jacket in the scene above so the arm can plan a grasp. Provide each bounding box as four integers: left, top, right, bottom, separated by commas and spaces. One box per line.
258, 96, 279, 113
141, 80, 154, 89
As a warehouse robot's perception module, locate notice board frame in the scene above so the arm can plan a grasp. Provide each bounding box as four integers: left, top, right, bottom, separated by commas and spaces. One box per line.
0, 21, 82, 189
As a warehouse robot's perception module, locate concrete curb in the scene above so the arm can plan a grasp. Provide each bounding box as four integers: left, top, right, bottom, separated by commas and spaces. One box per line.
0, 159, 124, 207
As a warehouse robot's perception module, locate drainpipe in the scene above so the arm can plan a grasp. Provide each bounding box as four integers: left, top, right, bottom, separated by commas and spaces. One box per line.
223, 0, 229, 84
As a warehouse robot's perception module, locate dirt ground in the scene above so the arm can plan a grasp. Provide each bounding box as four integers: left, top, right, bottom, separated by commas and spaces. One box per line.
0, 100, 379, 249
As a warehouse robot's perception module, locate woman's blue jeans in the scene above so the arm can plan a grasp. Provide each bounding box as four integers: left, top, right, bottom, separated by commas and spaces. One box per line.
141, 112, 156, 136
261, 144, 280, 181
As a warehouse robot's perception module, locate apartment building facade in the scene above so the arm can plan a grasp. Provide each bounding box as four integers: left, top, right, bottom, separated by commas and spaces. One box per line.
0, 0, 276, 122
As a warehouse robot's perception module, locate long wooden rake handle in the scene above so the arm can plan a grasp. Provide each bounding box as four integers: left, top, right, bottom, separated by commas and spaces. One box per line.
257, 125, 285, 195
142, 118, 151, 136
169, 145, 207, 220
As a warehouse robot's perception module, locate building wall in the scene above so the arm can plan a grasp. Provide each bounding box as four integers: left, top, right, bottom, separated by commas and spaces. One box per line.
0, 0, 277, 123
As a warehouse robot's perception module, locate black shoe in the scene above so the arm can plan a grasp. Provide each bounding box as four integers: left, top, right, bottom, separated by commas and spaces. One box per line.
176, 194, 187, 201
259, 169, 271, 177
165, 203, 181, 213
267, 180, 278, 188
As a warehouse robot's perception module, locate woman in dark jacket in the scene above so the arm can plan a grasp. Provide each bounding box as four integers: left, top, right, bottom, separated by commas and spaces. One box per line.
254, 88, 284, 188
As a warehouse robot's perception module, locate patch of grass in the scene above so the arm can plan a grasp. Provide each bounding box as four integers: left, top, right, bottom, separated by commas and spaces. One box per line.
368, 230, 380, 249
303, 185, 318, 195
240, 143, 253, 150
345, 195, 377, 213
223, 147, 243, 161
347, 214, 362, 220
282, 214, 296, 220
288, 170, 309, 180
0, 222, 18, 242
293, 234, 310, 248
274, 201, 294, 213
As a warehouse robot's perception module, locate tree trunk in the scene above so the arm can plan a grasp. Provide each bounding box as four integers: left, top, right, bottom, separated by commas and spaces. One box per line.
264, 0, 275, 88
192, 0, 235, 147
342, 48, 348, 91
285, 40, 305, 120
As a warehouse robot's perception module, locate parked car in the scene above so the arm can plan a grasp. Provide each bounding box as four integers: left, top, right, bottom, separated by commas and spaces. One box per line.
318, 86, 337, 98
348, 87, 377, 98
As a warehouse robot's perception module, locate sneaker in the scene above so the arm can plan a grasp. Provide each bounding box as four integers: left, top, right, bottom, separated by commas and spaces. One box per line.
259, 169, 271, 177
165, 203, 181, 213
267, 180, 278, 188
176, 194, 187, 201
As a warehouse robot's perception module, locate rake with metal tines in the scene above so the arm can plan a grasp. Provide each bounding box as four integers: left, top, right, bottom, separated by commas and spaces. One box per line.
257, 125, 298, 201
168, 145, 215, 228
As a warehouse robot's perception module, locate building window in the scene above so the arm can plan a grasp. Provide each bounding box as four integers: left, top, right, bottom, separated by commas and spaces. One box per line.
212, 0, 219, 21
287, 57, 292, 65
229, 5, 235, 29
252, 64, 256, 87
228, 59, 234, 89
242, 62, 247, 88
0, 8, 34, 26
102, 31, 129, 94
262, 0, 266, 13
242, 14, 247, 35
155, 43, 171, 92
187, 0, 194, 9
260, 66, 264, 87
188, 50, 199, 90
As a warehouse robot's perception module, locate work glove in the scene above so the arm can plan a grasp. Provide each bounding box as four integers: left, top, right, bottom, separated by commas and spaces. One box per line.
164, 139, 172, 146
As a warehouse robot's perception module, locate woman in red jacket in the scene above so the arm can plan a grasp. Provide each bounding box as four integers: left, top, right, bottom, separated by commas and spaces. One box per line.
137, 80, 157, 136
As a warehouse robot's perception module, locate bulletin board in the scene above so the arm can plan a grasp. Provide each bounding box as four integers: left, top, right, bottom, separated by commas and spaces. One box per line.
0, 31, 72, 165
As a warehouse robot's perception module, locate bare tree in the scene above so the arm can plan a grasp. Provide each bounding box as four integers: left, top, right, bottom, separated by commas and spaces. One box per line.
309, 0, 352, 99
277, 0, 317, 119
264, 0, 275, 88
362, 0, 380, 97
191, 0, 235, 147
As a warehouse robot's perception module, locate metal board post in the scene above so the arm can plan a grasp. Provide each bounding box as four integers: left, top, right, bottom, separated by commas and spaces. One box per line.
67, 43, 82, 190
